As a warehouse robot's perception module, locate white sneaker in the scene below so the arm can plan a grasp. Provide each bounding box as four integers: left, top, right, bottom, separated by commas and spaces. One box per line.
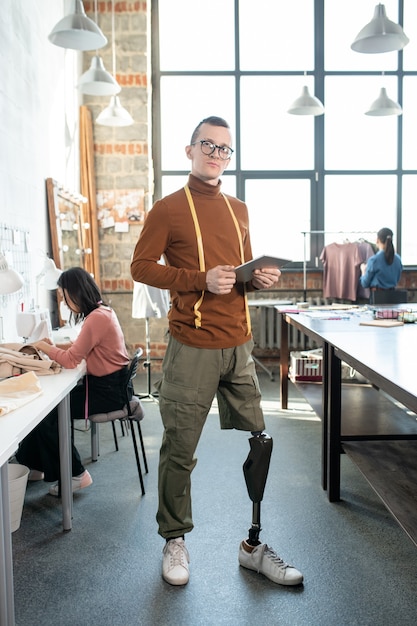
48, 470, 93, 497
162, 538, 190, 586
238, 540, 303, 586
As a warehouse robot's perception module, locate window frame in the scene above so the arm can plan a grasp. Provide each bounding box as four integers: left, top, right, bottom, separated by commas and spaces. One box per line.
151, 0, 416, 269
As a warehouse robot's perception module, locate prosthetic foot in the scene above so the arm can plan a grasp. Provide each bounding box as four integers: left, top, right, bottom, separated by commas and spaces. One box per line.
240, 433, 304, 585
243, 432, 273, 545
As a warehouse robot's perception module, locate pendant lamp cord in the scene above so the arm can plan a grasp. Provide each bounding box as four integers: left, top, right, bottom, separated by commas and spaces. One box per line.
111, 0, 116, 77
94, 0, 98, 55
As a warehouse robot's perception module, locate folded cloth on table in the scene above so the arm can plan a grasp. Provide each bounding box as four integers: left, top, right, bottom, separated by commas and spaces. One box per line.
0, 344, 61, 378
0, 370, 43, 416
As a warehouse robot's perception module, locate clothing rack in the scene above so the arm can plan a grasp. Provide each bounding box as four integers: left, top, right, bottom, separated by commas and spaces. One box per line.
301, 230, 375, 301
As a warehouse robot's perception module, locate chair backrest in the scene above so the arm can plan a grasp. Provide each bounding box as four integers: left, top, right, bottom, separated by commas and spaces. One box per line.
125, 348, 143, 413
370, 289, 408, 305
128, 348, 143, 381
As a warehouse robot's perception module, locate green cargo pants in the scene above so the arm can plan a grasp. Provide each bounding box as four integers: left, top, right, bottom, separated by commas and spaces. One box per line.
155, 335, 265, 539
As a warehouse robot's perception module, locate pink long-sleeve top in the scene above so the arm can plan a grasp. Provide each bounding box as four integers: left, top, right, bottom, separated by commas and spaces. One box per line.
48, 306, 130, 377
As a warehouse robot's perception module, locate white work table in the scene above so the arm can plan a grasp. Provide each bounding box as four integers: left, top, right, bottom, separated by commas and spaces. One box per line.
0, 364, 85, 626
278, 307, 417, 548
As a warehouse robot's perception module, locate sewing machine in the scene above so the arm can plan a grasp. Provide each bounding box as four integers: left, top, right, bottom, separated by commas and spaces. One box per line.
15, 309, 53, 344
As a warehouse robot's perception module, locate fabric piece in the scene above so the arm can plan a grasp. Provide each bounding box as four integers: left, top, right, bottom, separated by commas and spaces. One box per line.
0, 344, 61, 379
0, 370, 42, 416
320, 242, 362, 301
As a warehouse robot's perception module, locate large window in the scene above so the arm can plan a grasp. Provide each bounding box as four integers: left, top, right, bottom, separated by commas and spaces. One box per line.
152, 0, 417, 267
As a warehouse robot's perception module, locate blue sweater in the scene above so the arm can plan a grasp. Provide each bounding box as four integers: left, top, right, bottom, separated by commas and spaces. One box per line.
360, 250, 403, 289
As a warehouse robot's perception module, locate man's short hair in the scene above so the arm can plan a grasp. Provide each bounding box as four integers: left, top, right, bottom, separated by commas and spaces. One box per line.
190, 116, 230, 145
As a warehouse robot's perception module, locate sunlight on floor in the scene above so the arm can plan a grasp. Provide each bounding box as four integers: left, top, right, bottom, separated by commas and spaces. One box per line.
260, 398, 320, 421
208, 397, 320, 421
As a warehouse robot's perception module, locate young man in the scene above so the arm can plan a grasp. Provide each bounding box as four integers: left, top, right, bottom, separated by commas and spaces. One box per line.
131, 116, 303, 587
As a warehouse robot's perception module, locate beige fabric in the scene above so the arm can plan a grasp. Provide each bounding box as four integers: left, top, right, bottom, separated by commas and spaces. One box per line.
0, 370, 43, 416
0, 343, 61, 378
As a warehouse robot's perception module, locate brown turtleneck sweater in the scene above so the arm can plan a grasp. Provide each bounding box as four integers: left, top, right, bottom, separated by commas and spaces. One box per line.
130, 174, 254, 349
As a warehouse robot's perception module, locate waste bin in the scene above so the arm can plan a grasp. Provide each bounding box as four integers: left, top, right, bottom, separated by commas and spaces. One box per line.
8, 463, 29, 532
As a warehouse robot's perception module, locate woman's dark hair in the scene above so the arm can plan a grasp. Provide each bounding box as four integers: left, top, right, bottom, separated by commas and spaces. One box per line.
190, 116, 230, 145
377, 227, 395, 265
58, 267, 106, 324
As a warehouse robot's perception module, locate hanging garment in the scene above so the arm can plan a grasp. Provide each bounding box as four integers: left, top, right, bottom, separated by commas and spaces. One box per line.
132, 282, 170, 319
320, 242, 362, 301
356, 241, 376, 300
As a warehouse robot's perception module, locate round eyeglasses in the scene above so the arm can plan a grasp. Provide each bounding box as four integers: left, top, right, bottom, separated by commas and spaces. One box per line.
191, 140, 234, 160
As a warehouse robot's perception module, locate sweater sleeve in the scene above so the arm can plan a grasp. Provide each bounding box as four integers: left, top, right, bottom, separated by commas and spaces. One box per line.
48, 314, 100, 369
131, 200, 207, 292
359, 255, 375, 288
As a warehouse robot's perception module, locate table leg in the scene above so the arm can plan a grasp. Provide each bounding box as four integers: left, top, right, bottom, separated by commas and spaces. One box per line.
58, 394, 73, 532
327, 345, 341, 501
0, 463, 15, 625
321, 342, 329, 491
280, 315, 289, 409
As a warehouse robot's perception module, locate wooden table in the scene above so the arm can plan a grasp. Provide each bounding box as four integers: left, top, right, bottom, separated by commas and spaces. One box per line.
278, 307, 417, 546
0, 365, 85, 626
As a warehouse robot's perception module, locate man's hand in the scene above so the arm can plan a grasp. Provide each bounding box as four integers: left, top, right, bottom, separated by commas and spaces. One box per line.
251, 267, 281, 290
206, 265, 237, 294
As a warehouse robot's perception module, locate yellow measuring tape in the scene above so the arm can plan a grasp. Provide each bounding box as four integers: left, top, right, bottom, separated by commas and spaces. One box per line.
184, 185, 251, 334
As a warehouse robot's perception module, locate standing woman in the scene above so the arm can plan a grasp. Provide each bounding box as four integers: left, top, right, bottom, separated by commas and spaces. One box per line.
360, 227, 403, 293
16, 267, 131, 496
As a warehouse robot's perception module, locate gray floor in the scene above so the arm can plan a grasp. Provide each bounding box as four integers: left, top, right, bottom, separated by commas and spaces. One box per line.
11, 369, 417, 626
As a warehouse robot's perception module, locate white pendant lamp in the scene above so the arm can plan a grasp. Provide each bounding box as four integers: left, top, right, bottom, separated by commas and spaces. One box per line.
288, 85, 324, 116
0, 252, 24, 295
78, 55, 121, 95
365, 87, 402, 116
96, 95, 134, 126
351, 3, 409, 54
78, 1, 120, 96
96, 0, 134, 127
48, 0, 107, 51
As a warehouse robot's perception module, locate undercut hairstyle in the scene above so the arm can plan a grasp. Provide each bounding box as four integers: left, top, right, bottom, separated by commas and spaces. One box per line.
58, 267, 106, 324
377, 227, 395, 265
190, 116, 231, 145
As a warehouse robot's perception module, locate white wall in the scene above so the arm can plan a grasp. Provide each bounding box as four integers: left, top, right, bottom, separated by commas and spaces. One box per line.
0, 1, 80, 340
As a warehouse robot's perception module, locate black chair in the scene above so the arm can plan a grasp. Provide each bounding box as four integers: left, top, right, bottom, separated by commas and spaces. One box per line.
88, 348, 148, 495
370, 289, 408, 305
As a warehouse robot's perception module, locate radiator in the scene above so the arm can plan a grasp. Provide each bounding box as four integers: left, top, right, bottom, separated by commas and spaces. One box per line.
254, 303, 320, 351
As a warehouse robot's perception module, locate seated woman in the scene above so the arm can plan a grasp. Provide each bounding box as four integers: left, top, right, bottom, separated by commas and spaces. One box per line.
16, 267, 131, 496
360, 227, 403, 294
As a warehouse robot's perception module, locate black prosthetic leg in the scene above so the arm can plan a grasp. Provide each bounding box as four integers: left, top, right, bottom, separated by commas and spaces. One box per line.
243, 433, 273, 545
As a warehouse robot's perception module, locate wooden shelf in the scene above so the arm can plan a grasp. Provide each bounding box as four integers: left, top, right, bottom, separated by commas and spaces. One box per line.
295, 381, 417, 438
343, 441, 417, 547
294, 380, 417, 545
